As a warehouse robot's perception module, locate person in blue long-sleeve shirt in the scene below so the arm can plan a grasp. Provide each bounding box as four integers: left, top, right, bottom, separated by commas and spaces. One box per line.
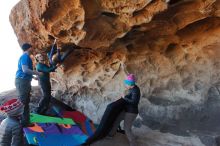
35, 53, 57, 114
15, 43, 42, 127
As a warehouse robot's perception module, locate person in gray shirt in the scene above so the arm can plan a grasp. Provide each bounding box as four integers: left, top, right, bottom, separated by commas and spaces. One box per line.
0, 98, 24, 146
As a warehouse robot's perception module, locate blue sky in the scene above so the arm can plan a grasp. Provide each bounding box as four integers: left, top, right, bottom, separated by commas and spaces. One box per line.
0, 1, 37, 92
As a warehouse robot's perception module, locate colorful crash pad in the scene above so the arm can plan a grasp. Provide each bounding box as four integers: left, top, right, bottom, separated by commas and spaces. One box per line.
63, 111, 96, 136
37, 134, 87, 146
47, 98, 97, 136
45, 97, 75, 117
50, 97, 74, 111
30, 113, 75, 125
24, 123, 88, 146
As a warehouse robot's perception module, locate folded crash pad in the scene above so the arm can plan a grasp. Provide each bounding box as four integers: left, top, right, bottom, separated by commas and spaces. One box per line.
51, 97, 75, 111
46, 97, 75, 117
23, 123, 88, 146
63, 111, 96, 136
37, 134, 87, 146
30, 113, 75, 125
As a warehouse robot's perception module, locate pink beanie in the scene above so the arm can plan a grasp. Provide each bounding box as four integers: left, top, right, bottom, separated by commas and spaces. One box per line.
126, 74, 135, 82
124, 74, 136, 86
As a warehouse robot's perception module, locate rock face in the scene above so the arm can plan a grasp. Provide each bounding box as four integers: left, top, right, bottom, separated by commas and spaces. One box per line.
10, 0, 220, 145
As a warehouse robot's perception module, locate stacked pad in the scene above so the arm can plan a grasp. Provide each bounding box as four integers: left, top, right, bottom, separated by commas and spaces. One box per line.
24, 97, 128, 145
30, 113, 75, 124
46, 97, 75, 117
23, 114, 88, 146
48, 97, 97, 136
63, 111, 96, 136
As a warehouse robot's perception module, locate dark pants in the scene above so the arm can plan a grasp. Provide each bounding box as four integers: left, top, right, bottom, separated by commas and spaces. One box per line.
15, 78, 31, 126
109, 112, 138, 146
49, 46, 74, 65
36, 80, 51, 114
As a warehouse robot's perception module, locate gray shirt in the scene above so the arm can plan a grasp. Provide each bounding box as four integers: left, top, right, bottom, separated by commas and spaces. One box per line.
0, 117, 23, 146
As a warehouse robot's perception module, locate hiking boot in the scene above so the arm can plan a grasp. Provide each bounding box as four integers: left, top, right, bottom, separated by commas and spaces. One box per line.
117, 129, 125, 134
22, 122, 34, 127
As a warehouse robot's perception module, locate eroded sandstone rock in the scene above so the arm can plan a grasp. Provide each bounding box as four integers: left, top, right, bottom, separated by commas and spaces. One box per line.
10, 0, 220, 145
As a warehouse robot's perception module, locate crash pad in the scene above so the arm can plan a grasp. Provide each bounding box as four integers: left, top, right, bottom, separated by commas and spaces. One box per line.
63, 111, 96, 136
24, 123, 87, 146
30, 113, 75, 125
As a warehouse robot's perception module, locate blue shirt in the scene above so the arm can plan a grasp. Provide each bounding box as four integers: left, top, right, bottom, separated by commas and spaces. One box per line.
15, 53, 33, 80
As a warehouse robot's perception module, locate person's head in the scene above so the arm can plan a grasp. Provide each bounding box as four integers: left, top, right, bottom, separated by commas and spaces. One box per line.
124, 74, 136, 89
21, 43, 32, 53
35, 53, 44, 63
0, 98, 24, 118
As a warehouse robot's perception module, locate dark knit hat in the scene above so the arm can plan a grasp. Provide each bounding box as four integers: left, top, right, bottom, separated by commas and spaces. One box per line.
21, 43, 32, 51
0, 98, 24, 117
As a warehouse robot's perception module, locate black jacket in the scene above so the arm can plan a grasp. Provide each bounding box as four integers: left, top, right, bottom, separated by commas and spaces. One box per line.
124, 85, 141, 114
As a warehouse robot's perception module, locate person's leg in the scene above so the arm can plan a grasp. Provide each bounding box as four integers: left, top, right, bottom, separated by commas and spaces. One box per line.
15, 78, 31, 126
37, 81, 51, 114
59, 47, 74, 62
124, 112, 138, 146
48, 43, 57, 65
117, 125, 125, 134
108, 111, 125, 137
57, 48, 62, 61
